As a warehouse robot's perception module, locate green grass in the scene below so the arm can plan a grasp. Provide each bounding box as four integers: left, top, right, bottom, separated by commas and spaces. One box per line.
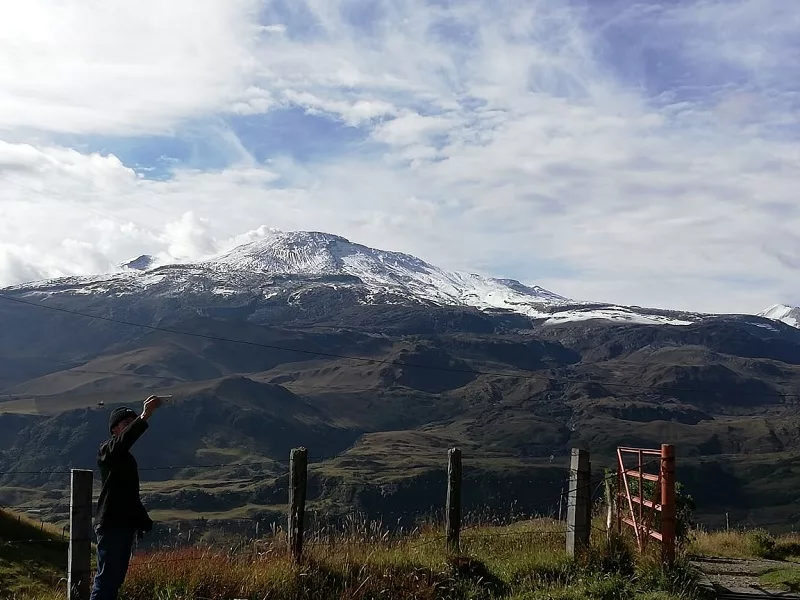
760, 567, 800, 593
0, 507, 68, 599
0, 511, 710, 600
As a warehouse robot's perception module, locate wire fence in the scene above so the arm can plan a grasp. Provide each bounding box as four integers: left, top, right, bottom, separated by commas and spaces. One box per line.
0, 455, 653, 563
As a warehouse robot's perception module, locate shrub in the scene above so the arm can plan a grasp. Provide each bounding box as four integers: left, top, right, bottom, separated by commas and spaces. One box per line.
745, 529, 777, 558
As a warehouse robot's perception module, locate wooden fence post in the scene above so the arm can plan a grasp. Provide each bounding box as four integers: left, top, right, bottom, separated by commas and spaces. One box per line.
586, 457, 592, 538
566, 448, 590, 557
68, 469, 93, 600
661, 444, 676, 566
446, 447, 462, 554
604, 469, 614, 542
288, 447, 308, 562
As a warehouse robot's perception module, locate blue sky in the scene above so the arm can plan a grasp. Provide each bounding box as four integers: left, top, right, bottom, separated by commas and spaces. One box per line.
0, 0, 798, 313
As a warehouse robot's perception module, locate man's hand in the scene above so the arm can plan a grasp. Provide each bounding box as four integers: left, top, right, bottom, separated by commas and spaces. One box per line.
141, 395, 163, 421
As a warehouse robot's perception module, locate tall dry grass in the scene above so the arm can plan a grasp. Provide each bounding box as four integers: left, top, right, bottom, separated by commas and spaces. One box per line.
117, 518, 702, 600
690, 528, 800, 561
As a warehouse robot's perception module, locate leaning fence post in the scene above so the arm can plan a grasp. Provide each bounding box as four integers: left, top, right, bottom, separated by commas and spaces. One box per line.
68, 469, 93, 600
661, 444, 676, 566
446, 447, 462, 554
288, 447, 308, 562
566, 448, 590, 557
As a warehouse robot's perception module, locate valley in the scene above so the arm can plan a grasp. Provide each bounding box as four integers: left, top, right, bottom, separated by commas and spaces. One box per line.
1, 231, 799, 536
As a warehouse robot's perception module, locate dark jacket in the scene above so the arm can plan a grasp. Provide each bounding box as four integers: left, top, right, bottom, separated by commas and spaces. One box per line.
95, 416, 153, 532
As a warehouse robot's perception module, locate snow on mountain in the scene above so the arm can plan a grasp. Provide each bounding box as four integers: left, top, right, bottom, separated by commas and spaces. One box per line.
207, 231, 569, 313
759, 304, 800, 328
4, 230, 699, 326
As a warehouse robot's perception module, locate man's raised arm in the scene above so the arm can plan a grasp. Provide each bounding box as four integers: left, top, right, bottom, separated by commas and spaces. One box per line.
101, 396, 163, 460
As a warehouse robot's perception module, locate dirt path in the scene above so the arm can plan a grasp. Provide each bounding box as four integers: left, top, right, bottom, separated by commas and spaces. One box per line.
692, 557, 800, 598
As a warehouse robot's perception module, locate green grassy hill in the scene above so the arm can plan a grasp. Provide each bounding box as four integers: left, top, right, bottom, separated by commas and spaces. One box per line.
0, 507, 67, 599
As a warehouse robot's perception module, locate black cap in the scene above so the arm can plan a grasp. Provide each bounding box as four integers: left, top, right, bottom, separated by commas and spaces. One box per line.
109, 407, 137, 433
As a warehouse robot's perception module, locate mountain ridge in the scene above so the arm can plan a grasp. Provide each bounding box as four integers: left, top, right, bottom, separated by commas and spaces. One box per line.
4, 229, 769, 328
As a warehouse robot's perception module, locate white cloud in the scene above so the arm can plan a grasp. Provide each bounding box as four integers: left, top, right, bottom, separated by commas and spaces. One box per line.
0, 244, 47, 284
159, 212, 218, 261
0, 0, 798, 315
261, 24, 287, 34
372, 113, 453, 147
0, 0, 262, 135
281, 90, 396, 125
230, 87, 277, 116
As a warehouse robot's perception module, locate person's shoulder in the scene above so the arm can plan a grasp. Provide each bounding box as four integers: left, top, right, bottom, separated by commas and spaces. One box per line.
97, 438, 113, 461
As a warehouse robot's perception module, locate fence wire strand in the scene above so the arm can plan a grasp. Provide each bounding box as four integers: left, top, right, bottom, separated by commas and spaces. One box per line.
1, 454, 672, 569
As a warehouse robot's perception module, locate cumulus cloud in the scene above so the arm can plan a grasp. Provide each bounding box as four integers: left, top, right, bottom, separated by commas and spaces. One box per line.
159, 212, 218, 261
0, 0, 798, 315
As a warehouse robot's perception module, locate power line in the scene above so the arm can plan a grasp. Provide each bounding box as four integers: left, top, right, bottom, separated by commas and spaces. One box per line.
0, 456, 551, 478
0, 465, 289, 477
1, 293, 799, 399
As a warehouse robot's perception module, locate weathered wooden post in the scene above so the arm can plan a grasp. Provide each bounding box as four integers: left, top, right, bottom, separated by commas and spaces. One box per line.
604, 468, 614, 542
68, 469, 93, 600
288, 447, 308, 562
586, 457, 592, 539
446, 447, 462, 554
566, 449, 590, 557
661, 444, 676, 566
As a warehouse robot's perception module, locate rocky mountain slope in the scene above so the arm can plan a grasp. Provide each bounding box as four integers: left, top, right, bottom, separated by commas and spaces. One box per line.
1, 230, 799, 532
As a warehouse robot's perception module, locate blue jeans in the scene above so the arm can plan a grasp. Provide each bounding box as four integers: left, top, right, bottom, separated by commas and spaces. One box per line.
90, 526, 136, 600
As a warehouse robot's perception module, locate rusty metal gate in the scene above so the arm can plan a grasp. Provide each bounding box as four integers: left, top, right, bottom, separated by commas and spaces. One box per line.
616, 444, 676, 564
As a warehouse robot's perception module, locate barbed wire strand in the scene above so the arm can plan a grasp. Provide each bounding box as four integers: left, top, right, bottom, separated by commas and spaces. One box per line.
0, 457, 663, 559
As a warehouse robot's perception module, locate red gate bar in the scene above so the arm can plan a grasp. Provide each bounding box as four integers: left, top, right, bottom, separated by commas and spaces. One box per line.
616, 444, 676, 565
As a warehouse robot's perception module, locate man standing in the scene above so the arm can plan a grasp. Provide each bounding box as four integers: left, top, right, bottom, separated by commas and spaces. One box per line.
90, 395, 163, 600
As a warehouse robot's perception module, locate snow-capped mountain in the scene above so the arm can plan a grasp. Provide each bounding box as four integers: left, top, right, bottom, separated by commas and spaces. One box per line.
759, 304, 800, 328
208, 231, 570, 311
0, 230, 725, 326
